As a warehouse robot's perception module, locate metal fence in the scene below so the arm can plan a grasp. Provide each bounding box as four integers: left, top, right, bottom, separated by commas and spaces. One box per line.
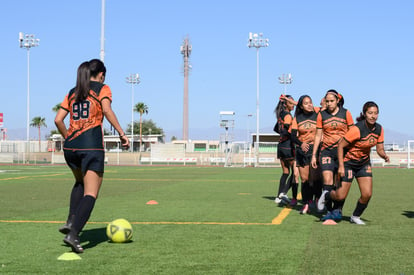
0, 140, 412, 168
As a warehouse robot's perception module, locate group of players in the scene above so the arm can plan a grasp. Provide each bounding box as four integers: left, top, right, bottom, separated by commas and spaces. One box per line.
55, 58, 389, 254
274, 90, 389, 224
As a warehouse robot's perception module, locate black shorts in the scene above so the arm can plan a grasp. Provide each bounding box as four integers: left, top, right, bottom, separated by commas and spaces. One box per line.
277, 141, 295, 160
341, 161, 373, 183
64, 149, 105, 174
319, 147, 338, 172
295, 144, 314, 167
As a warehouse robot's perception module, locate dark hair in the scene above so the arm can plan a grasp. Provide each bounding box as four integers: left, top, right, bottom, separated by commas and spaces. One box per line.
274, 95, 293, 120
356, 101, 379, 122
74, 59, 106, 102
74, 61, 91, 102
294, 95, 312, 117
325, 89, 344, 108
89, 58, 106, 78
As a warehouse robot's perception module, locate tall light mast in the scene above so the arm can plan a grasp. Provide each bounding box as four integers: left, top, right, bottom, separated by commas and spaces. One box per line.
180, 36, 192, 141
100, 0, 105, 61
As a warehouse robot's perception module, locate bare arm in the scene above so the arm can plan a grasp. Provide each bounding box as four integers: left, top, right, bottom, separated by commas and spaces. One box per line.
280, 94, 297, 106
337, 138, 349, 178
102, 98, 130, 149
376, 143, 390, 163
311, 128, 323, 169
54, 108, 69, 138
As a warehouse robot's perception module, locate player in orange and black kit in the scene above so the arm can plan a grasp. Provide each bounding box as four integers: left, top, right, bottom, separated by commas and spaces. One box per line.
274, 95, 297, 204
321, 101, 389, 225
312, 90, 354, 221
291, 95, 323, 214
55, 59, 129, 253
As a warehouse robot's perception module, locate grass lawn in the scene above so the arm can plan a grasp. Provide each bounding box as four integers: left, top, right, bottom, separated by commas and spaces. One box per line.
0, 165, 413, 274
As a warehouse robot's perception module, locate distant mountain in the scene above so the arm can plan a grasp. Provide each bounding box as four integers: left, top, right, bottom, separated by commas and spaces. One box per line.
383, 129, 414, 146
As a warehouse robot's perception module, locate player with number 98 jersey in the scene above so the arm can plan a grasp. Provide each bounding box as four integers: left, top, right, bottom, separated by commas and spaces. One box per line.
60, 81, 112, 150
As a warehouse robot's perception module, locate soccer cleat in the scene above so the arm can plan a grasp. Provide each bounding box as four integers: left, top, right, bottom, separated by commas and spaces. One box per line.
299, 204, 309, 215
63, 233, 84, 254
317, 190, 329, 211
274, 197, 282, 204
320, 211, 334, 221
290, 198, 298, 206
279, 193, 291, 204
331, 209, 342, 221
350, 216, 366, 225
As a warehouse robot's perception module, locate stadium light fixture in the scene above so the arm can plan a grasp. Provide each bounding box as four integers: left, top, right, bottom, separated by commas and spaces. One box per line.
19, 32, 39, 159
247, 32, 269, 166
126, 73, 140, 152
278, 73, 292, 94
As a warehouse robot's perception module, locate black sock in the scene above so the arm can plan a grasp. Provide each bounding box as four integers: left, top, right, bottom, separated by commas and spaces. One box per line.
282, 174, 294, 195
68, 181, 84, 223
312, 179, 323, 200
353, 201, 368, 217
278, 173, 289, 195
333, 199, 345, 211
302, 181, 313, 202
322, 185, 334, 211
72, 195, 96, 235
301, 181, 308, 202
292, 182, 298, 200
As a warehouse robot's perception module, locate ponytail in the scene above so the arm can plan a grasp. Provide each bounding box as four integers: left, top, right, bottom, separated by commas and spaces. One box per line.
74, 59, 106, 102
75, 61, 91, 102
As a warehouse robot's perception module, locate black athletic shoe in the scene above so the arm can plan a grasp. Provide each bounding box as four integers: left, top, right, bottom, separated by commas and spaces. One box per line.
59, 223, 72, 235
63, 234, 84, 253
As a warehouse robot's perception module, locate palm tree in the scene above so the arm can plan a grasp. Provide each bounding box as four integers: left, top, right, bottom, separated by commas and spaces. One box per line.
133, 102, 148, 152
51, 103, 62, 151
52, 103, 60, 113
30, 116, 47, 152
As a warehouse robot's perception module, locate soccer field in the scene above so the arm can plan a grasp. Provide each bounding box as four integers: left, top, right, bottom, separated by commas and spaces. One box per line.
0, 165, 413, 274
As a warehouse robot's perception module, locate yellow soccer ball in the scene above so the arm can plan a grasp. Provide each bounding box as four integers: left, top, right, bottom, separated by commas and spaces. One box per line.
106, 218, 133, 243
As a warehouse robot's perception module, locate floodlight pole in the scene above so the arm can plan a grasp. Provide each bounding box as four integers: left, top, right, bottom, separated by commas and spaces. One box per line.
126, 74, 140, 152
248, 32, 269, 166
19, 32, 39, 161
100, 0, 106, 62
181, 36, 192, 141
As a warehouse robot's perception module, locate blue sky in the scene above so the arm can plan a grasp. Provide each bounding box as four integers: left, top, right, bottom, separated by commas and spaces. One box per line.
1, 1, 413, 143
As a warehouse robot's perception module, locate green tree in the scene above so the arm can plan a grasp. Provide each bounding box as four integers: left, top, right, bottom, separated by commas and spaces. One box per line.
30, 116, 47, 151
51, 103, 61, 136
50, 104, 63, 151
52, 103, 60, 113
133, 102, 149, 151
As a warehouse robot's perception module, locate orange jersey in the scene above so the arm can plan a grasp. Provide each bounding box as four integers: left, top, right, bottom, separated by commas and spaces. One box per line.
60, 81, 112, 150
316, 107, 354, 150
343, 120, 384, 164
292, 111, 318, 144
